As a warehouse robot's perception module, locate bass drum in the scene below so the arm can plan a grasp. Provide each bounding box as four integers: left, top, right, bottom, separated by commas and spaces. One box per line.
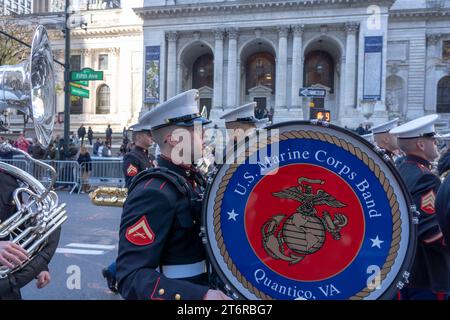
202, 121, 417, 300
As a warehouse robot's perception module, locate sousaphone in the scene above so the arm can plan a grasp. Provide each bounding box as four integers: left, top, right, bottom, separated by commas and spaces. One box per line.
0, 25, 67, 278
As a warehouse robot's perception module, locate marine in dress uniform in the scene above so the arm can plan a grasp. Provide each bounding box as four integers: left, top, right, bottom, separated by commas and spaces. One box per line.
390, 114, 450, 300
217, 102, 268, 164
102, 122, 156, 293
220, 102, 268, 133
123, 124, 155, 189
116, 90, 230, 300
371, 118, 401, 162
437, 133, 450, 177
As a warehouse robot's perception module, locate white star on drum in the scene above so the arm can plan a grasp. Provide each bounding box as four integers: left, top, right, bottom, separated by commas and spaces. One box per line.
227, 209, 239, 221
370, 236, 384, 249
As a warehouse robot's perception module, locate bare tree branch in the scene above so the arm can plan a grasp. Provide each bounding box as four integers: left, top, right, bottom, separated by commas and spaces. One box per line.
0, 17, 36, 66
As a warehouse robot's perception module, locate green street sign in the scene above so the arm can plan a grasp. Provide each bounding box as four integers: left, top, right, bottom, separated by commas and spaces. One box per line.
73, 80, 89, 87
70, 68, 104, 81
70, 85, 90, 99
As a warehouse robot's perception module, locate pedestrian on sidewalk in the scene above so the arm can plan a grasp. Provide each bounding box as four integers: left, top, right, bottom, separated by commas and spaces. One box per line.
77, 145, 92, 193
78, 124, 86, 144
106, 124, 113, 146
87, 127, 94, 146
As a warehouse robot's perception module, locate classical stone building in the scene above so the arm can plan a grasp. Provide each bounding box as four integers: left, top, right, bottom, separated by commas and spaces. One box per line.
25, 0, 144, 132
5, 0, 449, 132
136, 0, 450, 130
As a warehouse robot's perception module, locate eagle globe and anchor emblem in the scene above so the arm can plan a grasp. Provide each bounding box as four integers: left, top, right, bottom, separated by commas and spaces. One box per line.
262, 177, 349, 264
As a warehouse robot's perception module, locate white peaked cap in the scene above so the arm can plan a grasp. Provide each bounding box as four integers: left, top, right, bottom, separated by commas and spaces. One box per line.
220, 102, 264, 123
139, 89, 210, 130
390, 114, 439, 139
371, 118, 399, 134
362, 133, 375, 144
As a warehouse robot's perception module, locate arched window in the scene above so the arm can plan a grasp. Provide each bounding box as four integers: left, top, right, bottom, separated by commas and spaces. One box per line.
245, 53, 275, 94
96, 84, 110, 114
437, 76, 450, 113
304, 50, 334, 93
192, 54, 214, 89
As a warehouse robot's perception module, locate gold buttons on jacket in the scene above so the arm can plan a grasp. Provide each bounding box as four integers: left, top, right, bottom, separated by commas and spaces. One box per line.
159, 289, 165, 295
175, 294, 181, 300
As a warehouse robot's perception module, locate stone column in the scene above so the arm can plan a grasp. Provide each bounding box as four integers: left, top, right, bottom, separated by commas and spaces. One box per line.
339, 56, 347, 120
213, 29, 225, 109
237, 59, 242, 105
109, 47, 120, 115
344, 22, 359, 111
166, 31, 178, 99
425, 33, 441, 112
176, 63, 182, 94
226, 27, 238, 108
291, 25, 304, 109
275, 26, 289, 109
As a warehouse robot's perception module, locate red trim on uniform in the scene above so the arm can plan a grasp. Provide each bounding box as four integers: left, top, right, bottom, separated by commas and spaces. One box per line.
436, 292, 446, 300
144, 178, 155, 189
396, 291, 402, 300
159, 181, 168, 190
150, 276, 164, 300
423, 232, 443, 244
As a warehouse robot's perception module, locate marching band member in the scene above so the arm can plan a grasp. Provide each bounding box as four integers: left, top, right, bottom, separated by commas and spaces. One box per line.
0, 169, 59, 300
220, 102, 267, 134
122, 124, 157, 189
116, 90, 229, 300
390, 114, 450, 300
371, 118, 402, 162
102, 122, 156, 294
218, 102, 268, 164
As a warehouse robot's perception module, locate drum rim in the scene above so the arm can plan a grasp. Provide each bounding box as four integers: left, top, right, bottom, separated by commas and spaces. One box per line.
202, 120, 417, 300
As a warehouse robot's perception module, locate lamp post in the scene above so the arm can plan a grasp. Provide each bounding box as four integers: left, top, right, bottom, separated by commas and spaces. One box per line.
63, 0, 71, 159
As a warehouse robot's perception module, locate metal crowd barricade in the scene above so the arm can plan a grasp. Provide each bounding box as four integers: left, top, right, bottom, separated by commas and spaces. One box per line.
1, 157, 124, 194
89, 160, 125, 188
0, 158, 30, 173
41, 160, 81, 194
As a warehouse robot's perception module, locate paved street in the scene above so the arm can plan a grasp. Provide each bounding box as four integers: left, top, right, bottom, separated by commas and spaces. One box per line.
21, 192, 123, 300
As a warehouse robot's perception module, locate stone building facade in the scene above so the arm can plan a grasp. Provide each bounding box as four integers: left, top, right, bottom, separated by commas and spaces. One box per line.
136, 0, 450, 130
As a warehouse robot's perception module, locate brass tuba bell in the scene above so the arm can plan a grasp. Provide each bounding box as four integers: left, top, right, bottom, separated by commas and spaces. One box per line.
0, 26, 66, 279
0, 25, 56, 147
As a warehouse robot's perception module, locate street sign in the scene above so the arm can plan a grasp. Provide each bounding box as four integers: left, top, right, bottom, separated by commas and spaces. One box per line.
70, 68, 104, 81
73, 80, 89, 87
299, 87, 326, 98
70, 85, 90, 99
70, 82, 86, 89
310, 108, 331, 122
